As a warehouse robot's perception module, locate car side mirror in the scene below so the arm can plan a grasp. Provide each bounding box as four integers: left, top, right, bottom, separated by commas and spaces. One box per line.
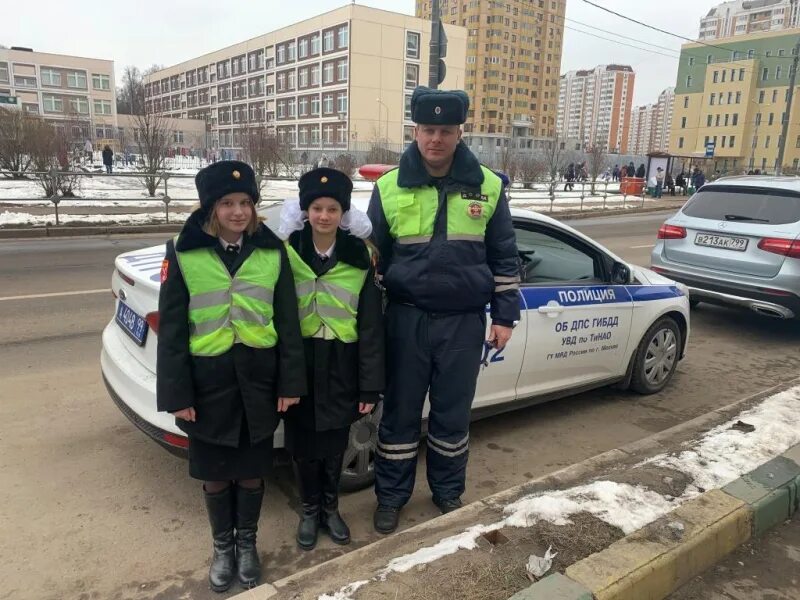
611, 262, 630, 285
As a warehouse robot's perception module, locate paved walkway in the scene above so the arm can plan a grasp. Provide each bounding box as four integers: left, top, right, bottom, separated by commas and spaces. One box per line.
671, 515, 800, 599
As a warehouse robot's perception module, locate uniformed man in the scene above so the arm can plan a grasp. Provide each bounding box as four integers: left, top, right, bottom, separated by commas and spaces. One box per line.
368, 86, 521, 534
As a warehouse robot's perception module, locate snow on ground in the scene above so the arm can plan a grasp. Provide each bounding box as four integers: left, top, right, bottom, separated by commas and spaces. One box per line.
315, 385, 800, 600
0, 211, 192, 227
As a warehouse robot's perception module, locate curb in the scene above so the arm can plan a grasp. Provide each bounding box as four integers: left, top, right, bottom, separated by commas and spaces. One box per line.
518, 443, 800, 600
0, 223, 181, 239
229, 377, 800, 600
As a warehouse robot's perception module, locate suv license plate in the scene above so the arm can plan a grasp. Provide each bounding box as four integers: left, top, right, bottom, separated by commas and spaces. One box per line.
694, 233, 748, 252
115, 300, 149, 346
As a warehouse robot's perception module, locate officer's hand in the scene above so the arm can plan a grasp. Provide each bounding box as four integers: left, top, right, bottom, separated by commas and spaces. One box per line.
172, 407, 196, 422
487, 324, 513, 350
277, 397, 300, 412
358, 402, 375, 415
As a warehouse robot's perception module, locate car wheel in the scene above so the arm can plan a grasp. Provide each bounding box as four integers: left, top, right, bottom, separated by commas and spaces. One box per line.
630, 317, 682, 395
340, 400, 382, 493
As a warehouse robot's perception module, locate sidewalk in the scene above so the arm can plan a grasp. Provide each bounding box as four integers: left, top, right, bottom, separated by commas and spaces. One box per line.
670, 514, 800, 600
231, 380, 800, 600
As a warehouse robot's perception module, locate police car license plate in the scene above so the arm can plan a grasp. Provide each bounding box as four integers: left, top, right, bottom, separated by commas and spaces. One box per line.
694, 232, 748, 252
115, 300, 148, 346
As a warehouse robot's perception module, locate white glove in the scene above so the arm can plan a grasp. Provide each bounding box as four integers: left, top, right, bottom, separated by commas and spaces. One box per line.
276, 198, 306, 241
340, 207, 373, 239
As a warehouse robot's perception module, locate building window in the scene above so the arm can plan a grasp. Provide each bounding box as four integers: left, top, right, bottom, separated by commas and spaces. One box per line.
729, 135, 735, 147
738, 68, 745, 81
762, 67, 769, 81
0, 62, 8, 84
299, 68, 308, 88
93, 99, 112, 114
299, 96, 308, 116
736, 91, 741, 103
405, 63, 419, 88
405, 94, 412, 120
323, 30, 334, 52
288, 98, 296, 117
69, 97, 89, 114
323, 62, 334, 84
337, 92, 347, 114
299, 39, 308, 59
337, 60, 348, 81
681, 116, 686, 128
67, 71, 87, 89
277, 45, 286, 63
14, 75, 37, 88
715, 114, 720, 126
768, 112, 774, 125
406, 31, 421, 59
683, 96, 689, 108
323, 93, 334, 114
707, 54, 713, 64
776, 66, 783, 79
795, 135, 800, 149
678, 136, 684, 149
311, 34, 321, 55
710, 92, 715, 105
288, 42, 296, 62
687, 56, 694, 66
311, 95, 320, 115
707, 114, 713, 126
42, 94, 63, 112
732, 113, 738, 125
338, 25, 349, 48
311, 65, 320, 86
686, 75, 692, 87
404, 125, 415, 143
748, 49, 755, 59
772, 89, 778, 103
311, 125, 320, 145
41, 68, 61, 86
765, 135, 771, 148
756, 112, 762, 125
721, 135, 726, 147
288, 70, 296, 90
92, 73, 110, 90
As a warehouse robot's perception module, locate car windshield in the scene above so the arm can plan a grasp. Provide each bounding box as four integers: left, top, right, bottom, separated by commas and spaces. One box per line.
682, 186, 800, 225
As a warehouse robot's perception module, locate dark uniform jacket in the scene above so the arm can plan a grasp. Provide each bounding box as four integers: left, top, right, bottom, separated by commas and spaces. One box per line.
367, 141, 520, 326
283, 225, 385, 432
156, 210, 307, 447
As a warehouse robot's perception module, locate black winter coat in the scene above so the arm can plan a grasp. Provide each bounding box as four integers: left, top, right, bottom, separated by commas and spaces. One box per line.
102, 148, 113, 166
283, 225, 385, 432
367, 141, 520, 326
156, 211, 307, 447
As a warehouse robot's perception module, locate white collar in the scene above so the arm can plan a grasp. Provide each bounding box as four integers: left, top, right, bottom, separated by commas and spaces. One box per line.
313, 239, 336, 259
219, 235, 243, 250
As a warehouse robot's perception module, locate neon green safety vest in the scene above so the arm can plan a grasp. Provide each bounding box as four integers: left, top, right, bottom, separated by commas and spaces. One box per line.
377, 165, 502, 245
174, 243, 281, 356
285, 244, 369, 343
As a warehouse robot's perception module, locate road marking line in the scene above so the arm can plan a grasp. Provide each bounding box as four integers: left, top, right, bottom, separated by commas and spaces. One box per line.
0, 288, 110, 302
630, 244, 655, 249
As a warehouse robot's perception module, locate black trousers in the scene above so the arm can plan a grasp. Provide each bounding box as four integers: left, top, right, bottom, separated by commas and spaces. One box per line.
374, 304, 485, 508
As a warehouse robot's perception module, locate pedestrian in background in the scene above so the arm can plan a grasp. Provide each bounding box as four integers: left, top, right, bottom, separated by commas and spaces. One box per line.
635, 163, 646, 178
84, 139, 93, 164
156, 161, 306, 592
692, 167, 706, 191
368, 86, 520, 533
612, 164, 620, 181
102, 145, 113, 174
654, 167, 664, 198
278, 167, 385, 552
564, 162, 576, 191
675, 171, 687, 195
665, 171, 675, 196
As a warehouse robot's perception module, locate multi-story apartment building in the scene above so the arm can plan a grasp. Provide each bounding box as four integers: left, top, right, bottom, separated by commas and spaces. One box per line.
556, 64, 635, 153
627, 87, 674, 155
143, 5, 466, 154
670, 28, 800, 173
416, 0, 565, 152
699, 0, 800, 41
0, 46, 116, 141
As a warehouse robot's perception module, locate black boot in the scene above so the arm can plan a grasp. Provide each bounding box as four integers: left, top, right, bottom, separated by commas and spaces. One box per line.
294, 459, 322, 551
203, 486, 236, 593
234, 483, 264, 589
320, 454, 350, 545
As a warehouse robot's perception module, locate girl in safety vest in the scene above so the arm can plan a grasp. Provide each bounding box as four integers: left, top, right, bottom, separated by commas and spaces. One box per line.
277, 167, 385, 551
156, 161, 306, 593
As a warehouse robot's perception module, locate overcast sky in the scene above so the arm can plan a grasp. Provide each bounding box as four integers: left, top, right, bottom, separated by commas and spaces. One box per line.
1, 0, 708, 107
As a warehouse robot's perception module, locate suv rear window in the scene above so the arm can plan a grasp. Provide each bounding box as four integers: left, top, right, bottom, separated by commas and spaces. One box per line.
683, 186, 800, 225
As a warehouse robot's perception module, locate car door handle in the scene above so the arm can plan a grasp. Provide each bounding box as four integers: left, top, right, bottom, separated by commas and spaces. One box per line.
538, 303, 564, 315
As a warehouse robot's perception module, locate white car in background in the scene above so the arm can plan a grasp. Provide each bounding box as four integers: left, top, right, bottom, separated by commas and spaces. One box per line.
102, 199, 690, 491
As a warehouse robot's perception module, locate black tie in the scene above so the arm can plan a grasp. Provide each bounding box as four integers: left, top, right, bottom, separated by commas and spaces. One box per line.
225, 244, 239, 255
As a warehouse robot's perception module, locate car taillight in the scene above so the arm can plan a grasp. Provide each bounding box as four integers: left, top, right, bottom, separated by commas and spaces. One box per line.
117, 269, 135, 286
657, 224, 687, 239
757, 237, 800, 259
163, 433, 189, 448
146, 311, 160, 334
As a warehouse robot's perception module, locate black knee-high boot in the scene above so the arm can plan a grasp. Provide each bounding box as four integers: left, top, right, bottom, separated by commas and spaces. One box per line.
234, 483, 264, 588
320, 454, 350, 545
294, 459, 322, 550
203, 486, 236, 593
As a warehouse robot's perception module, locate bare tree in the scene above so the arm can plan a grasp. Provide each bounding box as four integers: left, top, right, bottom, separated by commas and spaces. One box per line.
134, 111, 173, 196
542, 134, 566, 209
587, 144, 608, 195
116, 66, 145, 116
0, 109, 36, 178
333, 153, 357, 177
516, 154, 546, 189
240, 124, 296, 182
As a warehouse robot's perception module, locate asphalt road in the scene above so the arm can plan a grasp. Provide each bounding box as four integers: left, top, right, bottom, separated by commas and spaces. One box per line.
2, 212, 800, 600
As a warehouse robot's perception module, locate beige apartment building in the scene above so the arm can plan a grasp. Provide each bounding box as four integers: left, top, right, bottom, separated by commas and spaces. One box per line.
0, 46, 116, 141
699, 0, 800, 41
144, 4, 466, 155
416, 0, 565, 153
627, 87, 674, 155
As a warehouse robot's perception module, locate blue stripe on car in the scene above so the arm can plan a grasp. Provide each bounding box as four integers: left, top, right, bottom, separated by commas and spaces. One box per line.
516, 285, 683, 309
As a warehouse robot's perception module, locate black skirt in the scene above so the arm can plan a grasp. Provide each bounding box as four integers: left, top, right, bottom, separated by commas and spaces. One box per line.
188, 418, 274, 481
284, 420, 350, 460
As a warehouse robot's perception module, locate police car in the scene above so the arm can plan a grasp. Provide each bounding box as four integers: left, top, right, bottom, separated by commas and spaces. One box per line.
101, 199, 690, 491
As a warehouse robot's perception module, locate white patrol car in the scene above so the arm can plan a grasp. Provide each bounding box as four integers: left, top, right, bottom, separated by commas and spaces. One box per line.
101, 200, 690, 491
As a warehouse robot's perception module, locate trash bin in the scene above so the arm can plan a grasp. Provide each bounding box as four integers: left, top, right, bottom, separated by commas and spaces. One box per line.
620, 176, 645, 196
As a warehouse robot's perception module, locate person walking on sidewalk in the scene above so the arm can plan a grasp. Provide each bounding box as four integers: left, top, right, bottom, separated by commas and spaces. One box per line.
102, 145, 113, 174
156, 161, 306, 593
367, 86, 520, 534
278, 167, 385, 552
564, 162, 576, 191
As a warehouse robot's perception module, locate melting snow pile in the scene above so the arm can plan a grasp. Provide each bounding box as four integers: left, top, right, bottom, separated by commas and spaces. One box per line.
317, 385, 800, 599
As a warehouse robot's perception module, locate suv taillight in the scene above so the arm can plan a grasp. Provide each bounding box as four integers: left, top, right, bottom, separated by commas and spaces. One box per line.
146, 311, 160, 334
657, 224, 687, 239
757, 237, 800, 259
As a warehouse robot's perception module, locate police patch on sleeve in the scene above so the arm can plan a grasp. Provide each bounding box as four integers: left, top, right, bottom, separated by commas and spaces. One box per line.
467, 201, 484, 219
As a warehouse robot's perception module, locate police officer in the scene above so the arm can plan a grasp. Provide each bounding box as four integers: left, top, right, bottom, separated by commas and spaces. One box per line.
368, 86, 521, 534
